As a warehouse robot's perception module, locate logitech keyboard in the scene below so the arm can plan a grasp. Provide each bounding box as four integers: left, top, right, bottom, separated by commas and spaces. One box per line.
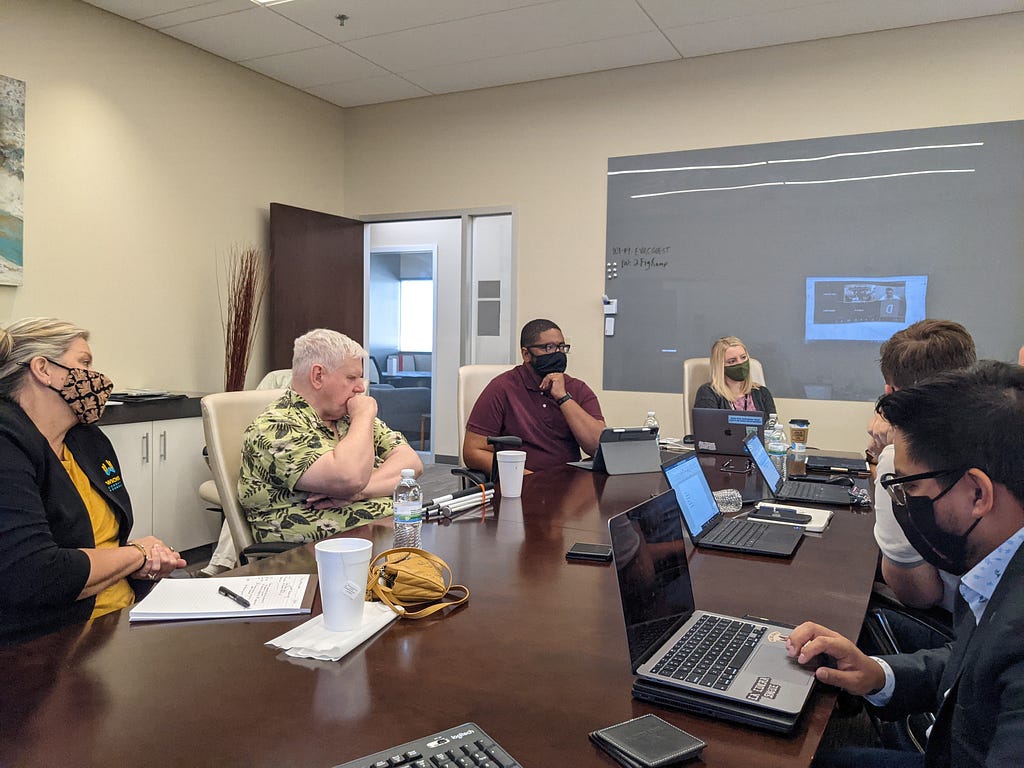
333, 722, 523, 768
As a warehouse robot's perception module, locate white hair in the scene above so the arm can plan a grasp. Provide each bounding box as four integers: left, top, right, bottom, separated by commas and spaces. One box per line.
291, 328, 366, 380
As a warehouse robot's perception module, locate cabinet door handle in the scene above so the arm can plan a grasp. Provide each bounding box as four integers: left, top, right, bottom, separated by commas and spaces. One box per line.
159, 430, 167, 461
142, 433, 150, 464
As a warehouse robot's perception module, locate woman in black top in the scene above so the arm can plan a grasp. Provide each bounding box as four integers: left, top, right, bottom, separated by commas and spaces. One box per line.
693, 335, 776, 414
0, 318, 185, 644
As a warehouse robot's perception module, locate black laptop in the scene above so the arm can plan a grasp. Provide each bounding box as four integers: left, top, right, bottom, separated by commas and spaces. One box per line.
569, 427, 662, 475
608, 494, 816, 732
805, 454, 870, 474
662, 453, 803, 557
744, 434, 855, 505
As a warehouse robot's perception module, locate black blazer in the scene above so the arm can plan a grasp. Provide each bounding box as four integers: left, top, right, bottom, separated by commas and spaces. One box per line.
0, 398, 135, 645
878, 543, 1024, 767
693, 382, 777, 416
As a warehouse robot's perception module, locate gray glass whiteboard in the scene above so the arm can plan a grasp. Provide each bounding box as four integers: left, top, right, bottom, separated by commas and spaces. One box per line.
604, 120, 1024, 400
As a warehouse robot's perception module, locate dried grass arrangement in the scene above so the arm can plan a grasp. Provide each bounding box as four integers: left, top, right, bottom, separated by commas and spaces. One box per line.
219, 244, 268, 392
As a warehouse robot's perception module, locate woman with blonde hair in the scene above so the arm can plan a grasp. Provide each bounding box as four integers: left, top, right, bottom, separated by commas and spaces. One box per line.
0, 318, 184, 644
693, 336, 776, 414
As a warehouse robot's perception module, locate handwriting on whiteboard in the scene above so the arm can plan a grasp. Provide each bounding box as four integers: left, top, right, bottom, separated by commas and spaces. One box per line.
611, 246, 671, 272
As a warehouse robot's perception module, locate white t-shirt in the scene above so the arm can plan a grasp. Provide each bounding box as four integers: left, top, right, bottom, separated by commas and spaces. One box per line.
873, 443, 959, 613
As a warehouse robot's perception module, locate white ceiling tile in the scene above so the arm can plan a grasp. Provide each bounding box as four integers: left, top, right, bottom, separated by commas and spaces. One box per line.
664, 0, 1024, 58
639, 0, 830, 28
843, 0, 1024, 28
404, 30, 680, 94
343, 0, 658, 72
268, 0, 552, 44
161, 7, 329, 62
138, 0, 254, 30
308, 75, 432, 108
643, 0, 1024, 29
83, 1, 214, 21
241, 44, 388, 88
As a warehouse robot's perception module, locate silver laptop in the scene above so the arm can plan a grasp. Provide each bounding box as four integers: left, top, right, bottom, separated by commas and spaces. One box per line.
692, 408, 765, 455
744, 434, 855, 505
608, 493, 816, 720
662, 453, 803, 557
569, 427, 661, 475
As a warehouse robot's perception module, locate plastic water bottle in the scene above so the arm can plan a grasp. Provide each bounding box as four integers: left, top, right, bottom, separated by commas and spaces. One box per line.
392, 469, 423, 549
766, 418, 788, 481
644, 411, 660, 433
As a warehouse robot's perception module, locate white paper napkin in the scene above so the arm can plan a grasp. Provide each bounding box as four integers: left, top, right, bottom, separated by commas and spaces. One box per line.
266, 601, 399, 661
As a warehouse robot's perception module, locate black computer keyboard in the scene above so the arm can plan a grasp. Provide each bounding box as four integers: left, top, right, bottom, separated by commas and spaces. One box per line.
779, 481, 824, 501
650, 614, 765, 691
333, 723, 523, 768
705, 519, 767, 547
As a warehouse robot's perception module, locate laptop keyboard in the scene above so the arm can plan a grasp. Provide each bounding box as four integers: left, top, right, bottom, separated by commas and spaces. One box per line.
774, 483, 823, 501
333, 723, 522, 768
650, 614, 765, 691
704, 518, 767, 547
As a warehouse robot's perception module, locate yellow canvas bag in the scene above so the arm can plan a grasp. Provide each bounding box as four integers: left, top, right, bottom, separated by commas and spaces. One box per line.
366, 547, 469, 619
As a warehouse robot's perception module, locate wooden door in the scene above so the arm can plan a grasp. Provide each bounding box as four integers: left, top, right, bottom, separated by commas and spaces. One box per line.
268, 203, 364, 369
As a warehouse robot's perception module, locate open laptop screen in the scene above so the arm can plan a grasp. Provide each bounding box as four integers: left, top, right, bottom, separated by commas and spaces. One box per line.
608, 493, 696, 670
662, 454, 720, 538
744, 434, 782, 491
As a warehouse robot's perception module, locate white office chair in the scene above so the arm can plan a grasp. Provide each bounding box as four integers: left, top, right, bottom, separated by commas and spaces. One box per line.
199, 370, 293, 512
201, 388, 291, 563
681, 357, 766, 436
456, 364, 515, 483
256, 368, 292, 390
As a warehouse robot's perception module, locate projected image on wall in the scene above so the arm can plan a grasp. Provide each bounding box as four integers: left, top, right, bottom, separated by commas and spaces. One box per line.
806, 275, 928, 341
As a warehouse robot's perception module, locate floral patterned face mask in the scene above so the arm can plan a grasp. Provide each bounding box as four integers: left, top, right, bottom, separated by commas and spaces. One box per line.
45, 359, 115, 425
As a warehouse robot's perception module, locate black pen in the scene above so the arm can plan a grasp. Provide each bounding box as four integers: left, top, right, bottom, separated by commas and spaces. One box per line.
218, 585, 251, 608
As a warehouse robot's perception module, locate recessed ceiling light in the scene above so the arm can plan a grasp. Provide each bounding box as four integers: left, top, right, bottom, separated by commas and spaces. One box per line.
250, 0, 296, 6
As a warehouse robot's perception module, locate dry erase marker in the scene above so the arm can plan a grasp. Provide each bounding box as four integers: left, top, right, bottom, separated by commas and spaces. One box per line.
218, 585, 251, 608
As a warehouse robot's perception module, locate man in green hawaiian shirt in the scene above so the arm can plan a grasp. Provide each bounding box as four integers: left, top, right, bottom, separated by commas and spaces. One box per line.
238, 329, 423, 543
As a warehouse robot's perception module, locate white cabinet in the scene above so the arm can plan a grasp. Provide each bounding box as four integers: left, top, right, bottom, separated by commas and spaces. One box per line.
101, 417, 220, 551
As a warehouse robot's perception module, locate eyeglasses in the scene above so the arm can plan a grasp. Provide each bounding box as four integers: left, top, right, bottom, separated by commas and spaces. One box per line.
526, 343, 570, 354
879, 468, 965, 506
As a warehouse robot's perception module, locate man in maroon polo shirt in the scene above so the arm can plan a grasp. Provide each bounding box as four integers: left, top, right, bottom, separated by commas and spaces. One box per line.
463, 319, 606, 473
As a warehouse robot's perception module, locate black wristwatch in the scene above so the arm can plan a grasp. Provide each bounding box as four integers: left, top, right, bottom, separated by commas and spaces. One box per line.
555, 393, 573, 406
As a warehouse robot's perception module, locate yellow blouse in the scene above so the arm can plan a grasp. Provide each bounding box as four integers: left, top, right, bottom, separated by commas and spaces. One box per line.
60, 447, 135, 619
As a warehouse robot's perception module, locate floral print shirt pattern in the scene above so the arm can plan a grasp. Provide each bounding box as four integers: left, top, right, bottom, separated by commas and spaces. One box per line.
238, 389, 408, 543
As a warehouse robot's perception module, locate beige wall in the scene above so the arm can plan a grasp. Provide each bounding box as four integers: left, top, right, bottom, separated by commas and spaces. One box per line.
2, 4, 1022, 451
0, 0, 346, 392
343, 13, 1024, 448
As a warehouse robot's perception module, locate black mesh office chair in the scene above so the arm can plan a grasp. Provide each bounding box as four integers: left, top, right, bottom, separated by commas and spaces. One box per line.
451, 435, 523, 487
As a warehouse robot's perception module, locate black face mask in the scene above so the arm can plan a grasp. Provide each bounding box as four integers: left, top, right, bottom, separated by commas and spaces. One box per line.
892, 472, 981, 576
530, 351, 567, 376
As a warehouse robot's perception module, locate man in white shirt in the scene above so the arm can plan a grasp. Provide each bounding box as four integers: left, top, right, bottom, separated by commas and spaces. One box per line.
867, 320, 976, 612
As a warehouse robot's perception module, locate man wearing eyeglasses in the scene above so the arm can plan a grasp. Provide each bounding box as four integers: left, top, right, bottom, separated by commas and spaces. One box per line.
787, 361, 1024, 768
463, 318, 605, 473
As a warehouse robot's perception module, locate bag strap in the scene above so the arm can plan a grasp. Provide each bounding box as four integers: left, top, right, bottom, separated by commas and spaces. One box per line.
389, 583, 470, 619
367, 547, 470, 619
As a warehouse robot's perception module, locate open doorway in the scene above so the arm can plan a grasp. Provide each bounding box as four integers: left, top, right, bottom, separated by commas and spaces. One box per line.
365, 213, 514, 464
367, 245, 437, 455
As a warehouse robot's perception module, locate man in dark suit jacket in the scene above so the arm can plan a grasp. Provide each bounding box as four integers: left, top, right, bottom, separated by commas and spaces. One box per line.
786, 361, 1024, 768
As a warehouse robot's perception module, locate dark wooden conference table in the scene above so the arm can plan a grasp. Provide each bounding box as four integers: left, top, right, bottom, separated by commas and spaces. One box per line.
0, 457, 879, 767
